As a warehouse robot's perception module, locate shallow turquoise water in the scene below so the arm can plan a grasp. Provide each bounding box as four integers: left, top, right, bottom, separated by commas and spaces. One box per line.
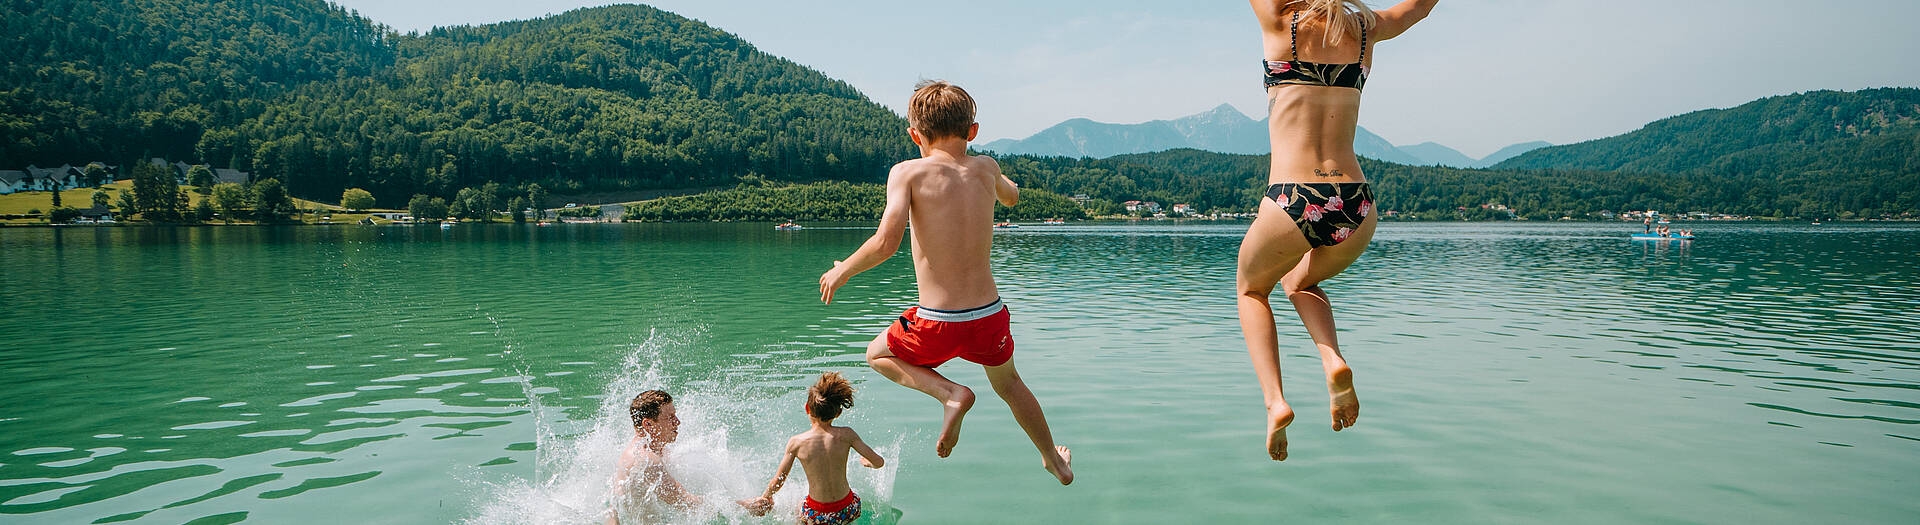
1, 222, 1915, 523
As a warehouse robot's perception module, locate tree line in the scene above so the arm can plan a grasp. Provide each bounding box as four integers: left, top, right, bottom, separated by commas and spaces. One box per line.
4, 1, 912, 209
626, 180, 1088, 222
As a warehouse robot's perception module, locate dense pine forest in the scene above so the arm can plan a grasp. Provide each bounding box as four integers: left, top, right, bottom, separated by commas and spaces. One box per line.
2, 0, 1913, 219
2, 0, 911, 206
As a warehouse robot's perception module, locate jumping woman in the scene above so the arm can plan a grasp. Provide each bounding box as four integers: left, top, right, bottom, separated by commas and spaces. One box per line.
1240, 0, 1435, 460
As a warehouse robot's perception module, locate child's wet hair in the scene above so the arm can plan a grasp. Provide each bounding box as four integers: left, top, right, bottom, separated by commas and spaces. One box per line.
630, 390, 671, 428
808, 372, 855, 422
908, 80, 976, 141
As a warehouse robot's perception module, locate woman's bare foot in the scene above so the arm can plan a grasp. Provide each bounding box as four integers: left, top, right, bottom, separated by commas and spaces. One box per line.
1267, 403, 1294, 461
1042, 445, 1074, 485
936, 385, 975, 457
1326, 363, 1359, 431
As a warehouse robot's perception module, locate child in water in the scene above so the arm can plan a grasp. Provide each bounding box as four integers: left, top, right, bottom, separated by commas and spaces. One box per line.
758, 372, 886, 525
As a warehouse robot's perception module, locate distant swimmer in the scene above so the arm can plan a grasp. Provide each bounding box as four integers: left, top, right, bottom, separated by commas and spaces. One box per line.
1238, 0, 1436, 461
818, 81, 1073, 485
755, 373, 887, 525
605, 390, 771, 524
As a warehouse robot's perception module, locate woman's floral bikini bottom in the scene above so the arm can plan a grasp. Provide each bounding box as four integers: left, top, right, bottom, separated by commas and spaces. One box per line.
1265, 182, 1374, 248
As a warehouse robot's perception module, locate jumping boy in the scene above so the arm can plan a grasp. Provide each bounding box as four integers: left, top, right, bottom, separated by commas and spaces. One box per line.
758, 372, 886, 525
817, 80, 1073, 485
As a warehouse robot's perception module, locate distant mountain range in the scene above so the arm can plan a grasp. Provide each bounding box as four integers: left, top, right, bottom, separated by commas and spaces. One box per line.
980, 104, 1549, 168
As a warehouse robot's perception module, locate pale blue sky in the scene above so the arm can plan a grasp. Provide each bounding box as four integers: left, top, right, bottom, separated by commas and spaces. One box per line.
329, 0, 1920, 158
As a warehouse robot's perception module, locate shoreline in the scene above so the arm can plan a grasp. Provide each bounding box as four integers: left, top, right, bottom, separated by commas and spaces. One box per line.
7, 217, 1914, 229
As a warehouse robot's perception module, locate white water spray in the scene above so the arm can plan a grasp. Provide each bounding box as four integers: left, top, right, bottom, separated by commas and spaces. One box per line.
465, 330, 903, 524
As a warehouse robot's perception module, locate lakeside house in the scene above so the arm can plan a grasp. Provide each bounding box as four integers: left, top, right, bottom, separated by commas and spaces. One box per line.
0, 165, 90, 194
1123, 201, 1162, 214
2, 159, 248, 197
0, 170, 27, 193
1171, 203, 1193, 215
150, 158, 251, 186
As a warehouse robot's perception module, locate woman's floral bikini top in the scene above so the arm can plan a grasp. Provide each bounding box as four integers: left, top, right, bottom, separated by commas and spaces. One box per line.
1263, 11, 1367, 91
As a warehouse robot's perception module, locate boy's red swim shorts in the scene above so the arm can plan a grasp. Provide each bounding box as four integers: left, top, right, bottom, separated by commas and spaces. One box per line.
884, 299, 1013, 368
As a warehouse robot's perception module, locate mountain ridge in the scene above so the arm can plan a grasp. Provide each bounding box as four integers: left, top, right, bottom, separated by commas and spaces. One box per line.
982, 105, 1546, 167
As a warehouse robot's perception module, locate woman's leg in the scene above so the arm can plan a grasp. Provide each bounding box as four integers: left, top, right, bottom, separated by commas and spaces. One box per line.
1280, 214, 1378, 431
1237, 198, 1312, 460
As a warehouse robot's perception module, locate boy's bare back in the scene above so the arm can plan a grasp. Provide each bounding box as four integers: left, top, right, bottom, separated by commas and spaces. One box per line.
785, 426, 874, 502
890, 153, 1018, 310
818, 80, 1072, 485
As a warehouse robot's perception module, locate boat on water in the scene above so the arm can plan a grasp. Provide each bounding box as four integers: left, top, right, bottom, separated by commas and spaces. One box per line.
1630, 233, 1693, 241
1040, 218, 1066, 225
774, 222, 803, 231
994, 222, 1019, 229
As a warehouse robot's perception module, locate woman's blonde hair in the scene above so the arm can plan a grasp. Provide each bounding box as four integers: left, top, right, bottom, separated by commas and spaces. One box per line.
1286, 0, 1378, 44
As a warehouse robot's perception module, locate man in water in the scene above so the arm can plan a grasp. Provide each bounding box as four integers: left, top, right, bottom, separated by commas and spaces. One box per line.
817, 80, 1073, 485
605, 390, 771, 524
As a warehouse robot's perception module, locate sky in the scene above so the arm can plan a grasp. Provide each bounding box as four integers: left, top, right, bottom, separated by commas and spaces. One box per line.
327, 0, 1920, 159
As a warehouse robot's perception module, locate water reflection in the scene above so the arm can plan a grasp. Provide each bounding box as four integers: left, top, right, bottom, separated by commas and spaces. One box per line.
0, 222, 1914, 523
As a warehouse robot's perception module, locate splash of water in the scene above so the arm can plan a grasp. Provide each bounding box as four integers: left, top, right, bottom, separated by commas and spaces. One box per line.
465, 330, 903, 524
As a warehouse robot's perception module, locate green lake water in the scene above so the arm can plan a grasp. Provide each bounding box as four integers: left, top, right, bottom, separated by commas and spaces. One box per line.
1, 222, 1916, 524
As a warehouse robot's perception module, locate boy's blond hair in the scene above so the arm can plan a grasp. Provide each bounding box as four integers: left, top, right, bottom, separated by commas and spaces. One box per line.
908, 80, 976, 141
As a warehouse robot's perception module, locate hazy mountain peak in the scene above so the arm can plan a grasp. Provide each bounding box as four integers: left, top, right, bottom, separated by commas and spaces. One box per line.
1183, 104, 1254, 123
983, 104, 1534, 167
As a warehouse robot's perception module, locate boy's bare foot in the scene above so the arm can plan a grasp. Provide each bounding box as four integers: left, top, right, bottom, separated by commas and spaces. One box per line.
936, 385, 975, 458
1327, 363, 1359, 431
1267, 404, 1294, 461
1042, 445, 1073, 485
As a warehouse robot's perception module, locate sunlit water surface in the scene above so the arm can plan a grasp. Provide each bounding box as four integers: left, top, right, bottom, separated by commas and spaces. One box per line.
1, 221, 1915, 524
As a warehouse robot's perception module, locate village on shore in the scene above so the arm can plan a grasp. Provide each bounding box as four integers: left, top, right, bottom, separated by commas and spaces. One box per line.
0, 163, 1864, 228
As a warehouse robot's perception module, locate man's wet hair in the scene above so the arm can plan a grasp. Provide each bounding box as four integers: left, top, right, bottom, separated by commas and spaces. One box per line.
630, 390, 672, 428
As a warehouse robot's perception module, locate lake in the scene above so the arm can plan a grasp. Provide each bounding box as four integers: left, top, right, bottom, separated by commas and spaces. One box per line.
1, 221, 1915, 524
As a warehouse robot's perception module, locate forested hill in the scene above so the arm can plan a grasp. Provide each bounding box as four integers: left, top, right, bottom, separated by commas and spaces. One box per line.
2, 0, 914, 204
0, 0, 396, 162
1495, 88, 1920, 174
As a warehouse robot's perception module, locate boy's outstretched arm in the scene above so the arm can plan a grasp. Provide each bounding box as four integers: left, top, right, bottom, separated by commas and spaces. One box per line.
761, 440, 798, 500
850, 430, 885, 469
990, 159, 1018, 207
820, 166, 912, 304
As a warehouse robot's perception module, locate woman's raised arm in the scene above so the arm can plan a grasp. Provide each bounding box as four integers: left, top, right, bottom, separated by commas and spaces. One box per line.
1373, 0, 1438, 41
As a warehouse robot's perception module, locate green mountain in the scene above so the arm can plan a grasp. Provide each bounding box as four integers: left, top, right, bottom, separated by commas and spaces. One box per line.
0, 0, 396, 164
1492, 88, 1919, 217
2, 0, 913, 204
1497, 88, 1920, 172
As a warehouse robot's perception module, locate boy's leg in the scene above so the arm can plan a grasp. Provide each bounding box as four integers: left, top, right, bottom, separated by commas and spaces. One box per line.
1278, 215, 1377, 432
1237, 202, 1311, 460
865, 334, 974, 457
983, 359, 1073, 485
